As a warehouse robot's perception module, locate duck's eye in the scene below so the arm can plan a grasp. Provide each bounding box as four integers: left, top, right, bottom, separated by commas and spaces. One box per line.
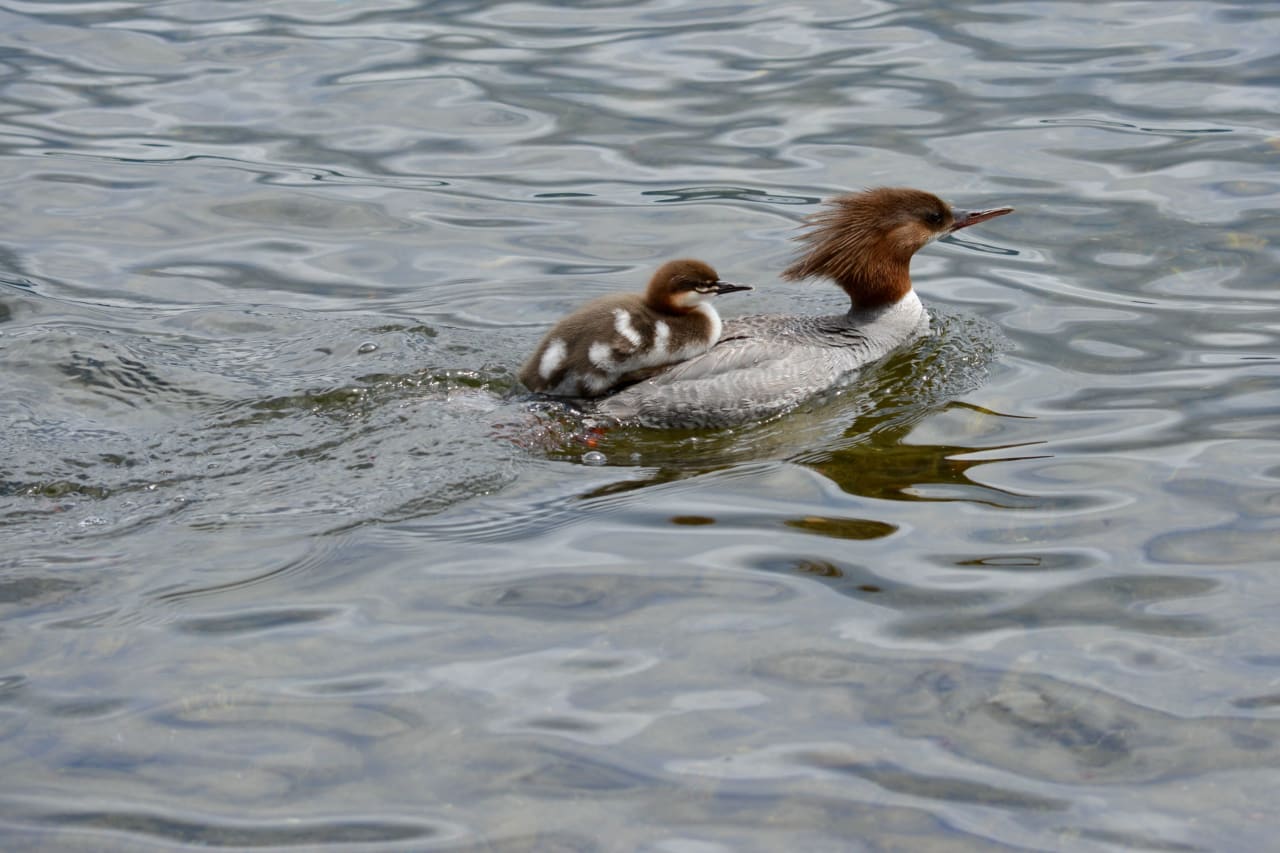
924, 210, 945, 226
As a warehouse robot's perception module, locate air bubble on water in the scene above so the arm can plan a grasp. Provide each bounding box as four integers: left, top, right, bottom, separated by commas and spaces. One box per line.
358, 342, 378, 354
581, 450, 607, 466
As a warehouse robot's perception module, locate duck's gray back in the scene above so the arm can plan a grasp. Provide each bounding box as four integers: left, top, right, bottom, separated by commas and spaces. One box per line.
594, 292, 927, 428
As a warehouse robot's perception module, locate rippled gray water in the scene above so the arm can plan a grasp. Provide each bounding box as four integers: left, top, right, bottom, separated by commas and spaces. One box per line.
3, 1, 1280, 850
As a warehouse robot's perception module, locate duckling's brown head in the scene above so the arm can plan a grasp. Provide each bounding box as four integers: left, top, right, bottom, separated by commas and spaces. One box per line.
782, 187, 1012, 309
647, 259, 753, 314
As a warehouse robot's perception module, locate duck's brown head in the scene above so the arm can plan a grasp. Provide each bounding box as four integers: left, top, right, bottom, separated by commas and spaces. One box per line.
781, 187, 1012, 309
647, 259, 753, 314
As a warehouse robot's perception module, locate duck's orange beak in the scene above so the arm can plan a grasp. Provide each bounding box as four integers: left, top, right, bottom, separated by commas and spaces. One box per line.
950, 206, 1013, 232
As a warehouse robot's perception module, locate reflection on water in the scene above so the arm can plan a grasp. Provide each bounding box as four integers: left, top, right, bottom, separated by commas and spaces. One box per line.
3, 0, 1280, 850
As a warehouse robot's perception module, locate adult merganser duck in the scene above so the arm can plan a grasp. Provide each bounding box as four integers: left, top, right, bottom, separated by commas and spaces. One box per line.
594, 187, 1013, 428
519, 259, 753, 398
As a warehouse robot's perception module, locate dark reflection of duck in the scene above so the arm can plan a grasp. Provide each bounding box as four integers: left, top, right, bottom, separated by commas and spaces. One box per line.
799, 404, 1047, 507
596, 188, 1013, 428
577, 396, 1045, 507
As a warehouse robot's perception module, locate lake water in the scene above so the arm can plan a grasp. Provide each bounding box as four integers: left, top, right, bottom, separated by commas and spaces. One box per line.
3, 1, 1280, 850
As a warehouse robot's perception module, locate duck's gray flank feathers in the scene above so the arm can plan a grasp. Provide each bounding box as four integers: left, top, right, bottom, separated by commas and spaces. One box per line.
594, 294, 928, 428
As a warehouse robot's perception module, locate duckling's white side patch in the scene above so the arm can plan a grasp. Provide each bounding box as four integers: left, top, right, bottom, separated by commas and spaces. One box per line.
587, 341, 614, 370
538, 338, 567, 379
652, 320, 671, 359
613, 308, 642, 347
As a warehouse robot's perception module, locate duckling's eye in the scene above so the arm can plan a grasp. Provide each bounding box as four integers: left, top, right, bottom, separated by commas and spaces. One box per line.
924, 210, 944, 226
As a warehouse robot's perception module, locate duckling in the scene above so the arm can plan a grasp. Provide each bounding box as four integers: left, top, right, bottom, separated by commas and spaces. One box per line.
520, 259, 752, 398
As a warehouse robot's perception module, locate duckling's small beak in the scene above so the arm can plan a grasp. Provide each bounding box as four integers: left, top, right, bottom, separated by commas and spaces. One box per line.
950, 206, 1013, 232
710, 280, 753, 294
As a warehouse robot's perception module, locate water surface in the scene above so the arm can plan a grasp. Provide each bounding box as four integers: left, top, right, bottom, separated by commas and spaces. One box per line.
3, 1, 1280, 850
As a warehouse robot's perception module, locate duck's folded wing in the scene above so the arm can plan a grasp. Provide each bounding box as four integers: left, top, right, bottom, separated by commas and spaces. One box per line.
594, 334, 838, 427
